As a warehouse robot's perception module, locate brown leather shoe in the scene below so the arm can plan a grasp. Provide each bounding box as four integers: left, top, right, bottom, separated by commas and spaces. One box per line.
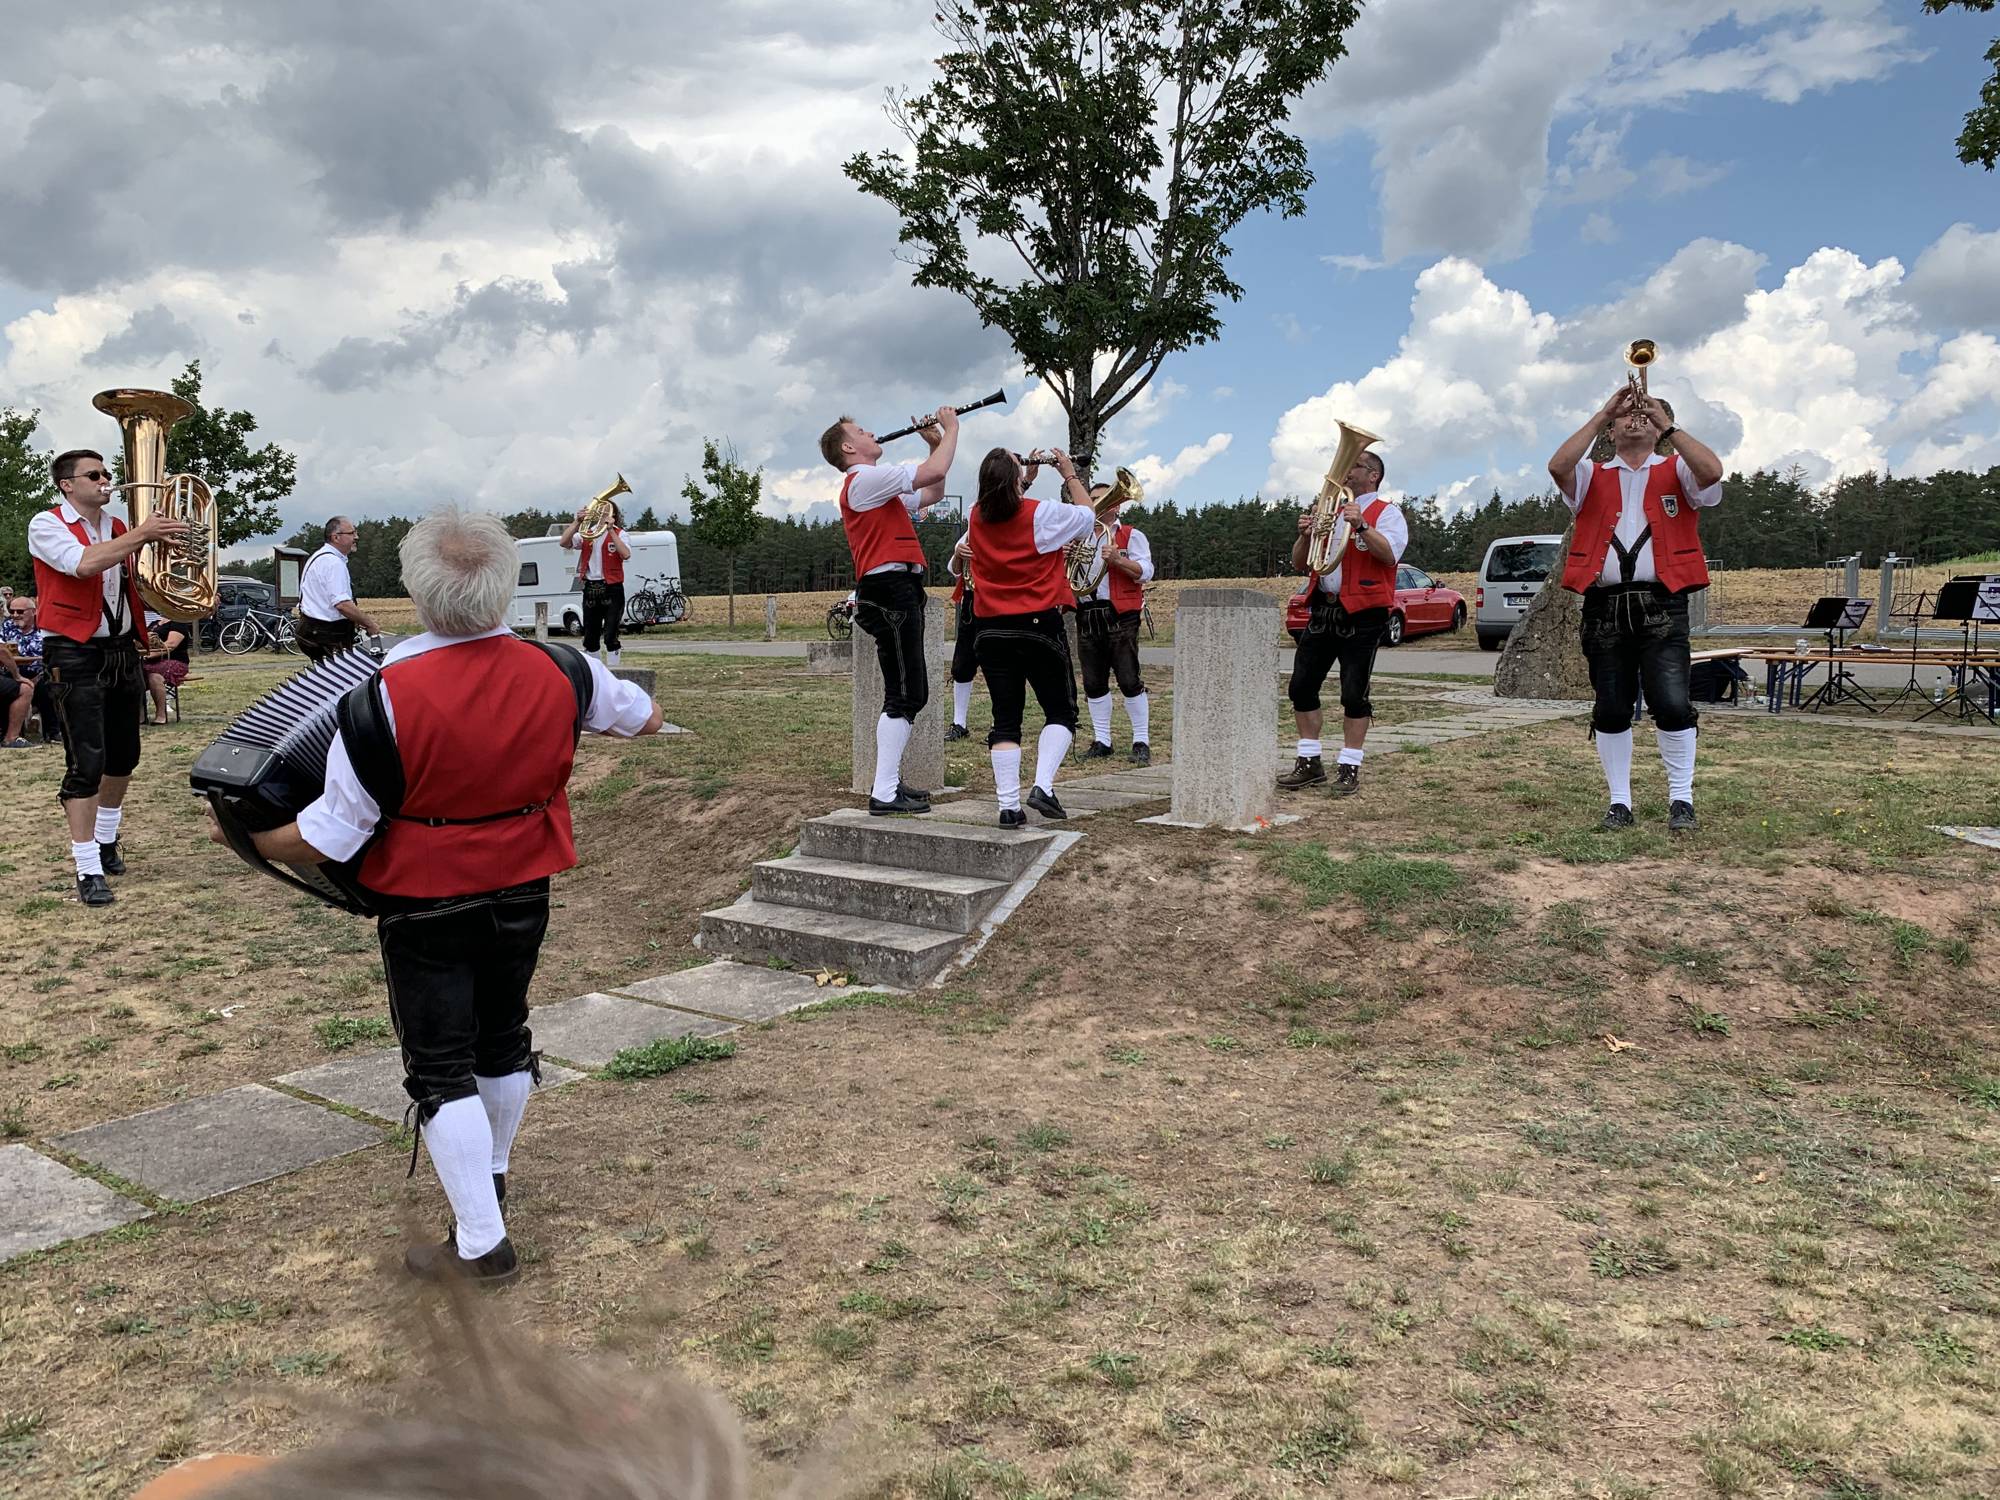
1277, 755, 1326, 789
404, 1235, 519, 1287
1329, 763, 1361, 798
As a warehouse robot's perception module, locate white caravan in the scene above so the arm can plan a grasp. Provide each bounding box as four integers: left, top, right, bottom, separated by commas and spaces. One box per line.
509, 528, 681, 636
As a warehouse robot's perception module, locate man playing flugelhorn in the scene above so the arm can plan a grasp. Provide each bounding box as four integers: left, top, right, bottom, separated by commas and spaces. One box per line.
1547, 382, 1725, 833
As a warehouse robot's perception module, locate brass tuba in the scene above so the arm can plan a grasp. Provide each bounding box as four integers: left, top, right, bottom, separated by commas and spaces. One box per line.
577, 472, 631, 540
1304, 419, 1382, 574
94, 388, 218, 619
1065, 466, 1143, 595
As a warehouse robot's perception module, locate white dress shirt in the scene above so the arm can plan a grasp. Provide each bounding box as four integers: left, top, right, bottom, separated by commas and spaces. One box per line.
843, 461, 926, 574
297, 625, 657, 862
1085, 523, 1155, 603
1564, 454, 1723, 587
299, 544, 356, 622
27, 500, 131, 638
1314, 492, 1409, 595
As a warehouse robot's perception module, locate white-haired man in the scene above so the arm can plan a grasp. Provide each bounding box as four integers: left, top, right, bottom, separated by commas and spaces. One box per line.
211, 506, 663, 1285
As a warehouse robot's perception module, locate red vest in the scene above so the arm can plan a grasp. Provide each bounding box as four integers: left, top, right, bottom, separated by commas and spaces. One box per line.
1562, 459, 1708, 594
358, 637, 580, 898
1106, 522, 1144, 612
575, 530, 625, 584
1308, 498, 1397, 613
951, 561, 970, 605
32, 508, 151, 646
970, 500, 1074, 618
839, 470, 926, 575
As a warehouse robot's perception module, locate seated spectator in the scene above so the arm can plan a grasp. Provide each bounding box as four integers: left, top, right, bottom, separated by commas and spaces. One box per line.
140, 610, 195, 725
0, 645, 30, 747
0, 596, 50, 742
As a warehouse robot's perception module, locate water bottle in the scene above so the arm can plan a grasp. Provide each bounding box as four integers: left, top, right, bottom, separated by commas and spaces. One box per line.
1932, 673, 1946, 705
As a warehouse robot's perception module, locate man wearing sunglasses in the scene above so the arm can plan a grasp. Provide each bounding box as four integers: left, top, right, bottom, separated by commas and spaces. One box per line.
27, 448, 187, 906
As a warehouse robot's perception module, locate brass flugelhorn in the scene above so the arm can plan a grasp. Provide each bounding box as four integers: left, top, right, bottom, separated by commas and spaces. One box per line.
577, 473, 631, 541
94, 388, 218, 620
1624, 338, 1657, 404
877, 389, 1007, 443
1066, 466, 1143, 595
1304, 419, 1382, 575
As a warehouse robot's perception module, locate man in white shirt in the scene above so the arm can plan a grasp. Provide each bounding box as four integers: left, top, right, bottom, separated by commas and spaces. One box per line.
1075, 480, 1157, 766
820, 407, 958, 814
1279, 451, 1408, 798
1548, 387, 1725, 833
28, 448, 186, 904
296, 516, 381, 662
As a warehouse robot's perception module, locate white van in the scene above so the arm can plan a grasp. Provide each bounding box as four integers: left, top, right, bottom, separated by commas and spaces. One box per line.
1474, 533, 1565, 650
510, 529, 681, 635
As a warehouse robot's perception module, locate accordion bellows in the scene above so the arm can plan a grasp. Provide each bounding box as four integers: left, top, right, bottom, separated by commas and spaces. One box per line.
191, 647, 383, 915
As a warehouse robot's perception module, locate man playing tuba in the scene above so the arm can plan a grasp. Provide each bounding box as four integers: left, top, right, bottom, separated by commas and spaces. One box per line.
1074, 474, 1155, 766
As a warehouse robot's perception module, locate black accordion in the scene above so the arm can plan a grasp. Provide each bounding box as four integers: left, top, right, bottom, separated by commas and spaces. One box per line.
191, 647, 384, 915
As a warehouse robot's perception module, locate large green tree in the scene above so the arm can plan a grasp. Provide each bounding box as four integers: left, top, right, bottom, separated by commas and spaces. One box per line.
1927, 0, 2000, 168
681, 440, 765, 625
845, 0, 1360, 459
114, 360, 298, 547
0, 407, 52, 591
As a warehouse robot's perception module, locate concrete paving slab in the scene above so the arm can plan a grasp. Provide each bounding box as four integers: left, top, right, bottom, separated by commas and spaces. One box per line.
1042, 787, 1163, 811
529, 992, 736, 1068
1935, 825, 2000, 851
53, 1086, 384, 1203
1140, 810, 1301, 833
619, 960, 882, 1022
920, 800, 1100, 826
278, 1051, 583, 1123
1, 1144, 149, 1260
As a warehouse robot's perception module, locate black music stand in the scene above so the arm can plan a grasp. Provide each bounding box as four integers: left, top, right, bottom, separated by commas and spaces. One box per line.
1917, 577, 1999, 725
1875, 585, 1938, 713
1800, 596, 1876, 714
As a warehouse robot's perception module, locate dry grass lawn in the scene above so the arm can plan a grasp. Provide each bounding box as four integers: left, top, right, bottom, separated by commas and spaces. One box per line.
2, 656, 1997, 1498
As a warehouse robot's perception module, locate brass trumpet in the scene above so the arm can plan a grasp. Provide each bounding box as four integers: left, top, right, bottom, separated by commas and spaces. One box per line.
577, 473, 631, 541
1624, 338, 1656, 404
1304, 419, 1382, 574
94, 388, 218, 619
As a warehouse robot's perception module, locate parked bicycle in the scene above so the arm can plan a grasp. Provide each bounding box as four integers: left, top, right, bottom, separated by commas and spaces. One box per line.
623, 573, 688, 628
218, 606, 298, 655
826, 592, 857, 641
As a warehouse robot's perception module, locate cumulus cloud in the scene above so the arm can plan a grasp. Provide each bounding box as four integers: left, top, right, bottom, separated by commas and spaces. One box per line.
1903, 224, 2000, 330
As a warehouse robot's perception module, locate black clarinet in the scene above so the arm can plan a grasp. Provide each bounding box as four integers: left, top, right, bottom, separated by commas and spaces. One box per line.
877, 388, 1007, 442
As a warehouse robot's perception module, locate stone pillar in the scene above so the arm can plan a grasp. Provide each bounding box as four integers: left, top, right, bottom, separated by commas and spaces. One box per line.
534, 601, 549, 643
1167, 588, 1278, 829
764, 595, 778, 642
1878, 555, 1899, 635
851, 594, 950, 795
1843, 553, 1862, 602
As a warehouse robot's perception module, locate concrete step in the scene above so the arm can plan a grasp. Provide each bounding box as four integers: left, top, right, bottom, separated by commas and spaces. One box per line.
696, 898, 966, 988
751, 854, 1009, 933
800, 806, 1054, 882
920, 800, 1097, 827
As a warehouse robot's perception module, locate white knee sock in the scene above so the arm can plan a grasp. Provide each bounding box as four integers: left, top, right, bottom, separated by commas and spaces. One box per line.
474, 1070, 533, 1174
992, 744, 1022, 811
1087, 693, 1113, 746
1034, 724, 1073, 793
1596, 729, 1634, 808
1296, 737, 1322, 759
94, 806, 122, 844
423, 1096, 506, 1258
72, 840, 103, 878
952, 680, 973, 728
1658, 727, 1697, 803
607, 649, 621, 667
1337, 746, 1364, 767
1124, 692, 1149, 744
872, 714, 912, 801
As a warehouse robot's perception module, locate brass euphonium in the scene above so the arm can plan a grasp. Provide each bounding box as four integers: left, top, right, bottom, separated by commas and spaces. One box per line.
1065, 466, 1143, 595
577, 472, 632, 540
1305, 419, 1383, 574
94, 388, 218, 619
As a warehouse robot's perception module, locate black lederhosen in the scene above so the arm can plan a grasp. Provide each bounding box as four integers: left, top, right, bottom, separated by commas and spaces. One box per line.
43, 634, 144, 801
1287, 596, 1388, 720
974, 607, 1079, 747
1581, 583, 1697, 734
293, 614, 358, 662
377, 879, 548, 1120
581, 579, 624, 654
854, 570, 929, 722
1076, 598, 1144, 700
951, 589, 980, 687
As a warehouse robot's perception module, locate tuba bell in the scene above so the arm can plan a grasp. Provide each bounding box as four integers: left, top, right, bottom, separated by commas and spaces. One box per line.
1304, 419, 1382, 574
94, 388, 218, 620
1065, 466, 1143, 595
577, 472, 632, 541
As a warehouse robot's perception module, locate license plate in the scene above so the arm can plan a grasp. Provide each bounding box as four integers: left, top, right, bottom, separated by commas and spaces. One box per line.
1505, 593, 1532, 608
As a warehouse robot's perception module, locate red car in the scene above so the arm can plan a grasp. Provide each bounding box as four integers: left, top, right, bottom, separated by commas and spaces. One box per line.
1286, 564, 1467, 645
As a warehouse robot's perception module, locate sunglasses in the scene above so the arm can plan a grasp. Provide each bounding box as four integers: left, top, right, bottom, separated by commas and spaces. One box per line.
73, 469, 112, 482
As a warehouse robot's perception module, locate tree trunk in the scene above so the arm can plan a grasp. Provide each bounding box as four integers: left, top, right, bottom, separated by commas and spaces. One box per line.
726, 555, 736, 628
1493, 523, 1594, 701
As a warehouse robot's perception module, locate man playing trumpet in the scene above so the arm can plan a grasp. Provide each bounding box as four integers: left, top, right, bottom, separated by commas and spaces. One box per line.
1547, 385, 1724, 832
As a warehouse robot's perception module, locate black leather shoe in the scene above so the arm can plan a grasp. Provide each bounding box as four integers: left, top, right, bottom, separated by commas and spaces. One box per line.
1025, 786, 1067, 820
1600, 804, 1636, 831
1277, 755, 1326, 790
998, 808, 1028, 829
1668, 800, 1698, 834
897, 781, 931, 807
868, 790, 929, 815
944, 723, 969, 742
1329, 763, 1361, 798
98, 840, 125, 876
405, 1235, 519, 1287
77, 874, 115, 907
1128, 742, 1151, 766
1081, 741, 1114, 760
